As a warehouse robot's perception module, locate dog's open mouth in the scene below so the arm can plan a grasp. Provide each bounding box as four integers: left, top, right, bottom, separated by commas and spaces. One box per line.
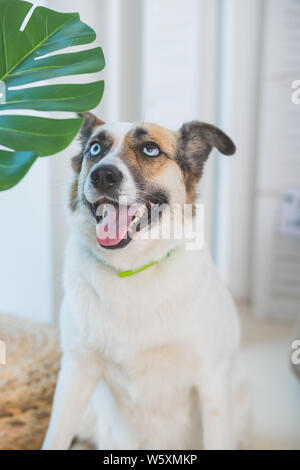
91, 194, 167, 249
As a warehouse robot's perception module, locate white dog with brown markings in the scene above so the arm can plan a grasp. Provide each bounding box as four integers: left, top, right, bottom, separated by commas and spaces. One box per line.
43, 113, 249, 450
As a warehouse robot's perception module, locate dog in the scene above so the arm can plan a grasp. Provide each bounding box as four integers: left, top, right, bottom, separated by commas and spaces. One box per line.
42, 113, 248, 450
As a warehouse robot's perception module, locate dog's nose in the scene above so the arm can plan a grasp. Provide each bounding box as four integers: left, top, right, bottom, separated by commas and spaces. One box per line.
90, 164, 123, 192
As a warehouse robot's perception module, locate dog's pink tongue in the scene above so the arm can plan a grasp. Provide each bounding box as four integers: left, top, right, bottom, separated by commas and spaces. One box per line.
96, 204, 133, 247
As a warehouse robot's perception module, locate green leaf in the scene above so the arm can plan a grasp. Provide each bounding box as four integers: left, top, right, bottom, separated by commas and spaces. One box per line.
5, 47, 105, 87
0, 1, 103, 81
1, 81, 104, 112
0, 0, 105, 190
0, 115, 83, 156
0, 149, 37, 190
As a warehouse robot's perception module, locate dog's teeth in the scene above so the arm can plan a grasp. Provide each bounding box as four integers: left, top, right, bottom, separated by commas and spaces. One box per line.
134, 205, 146, 220
98, 205, 108, 222
103, 205, 108, 218
129, 204, 147, 228
96, 204, 109, 224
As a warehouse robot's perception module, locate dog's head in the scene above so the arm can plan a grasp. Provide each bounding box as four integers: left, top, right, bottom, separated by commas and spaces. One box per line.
69, 113, 235, 265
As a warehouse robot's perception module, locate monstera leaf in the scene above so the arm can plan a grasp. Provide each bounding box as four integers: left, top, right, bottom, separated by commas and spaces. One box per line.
0, 0, 105, 190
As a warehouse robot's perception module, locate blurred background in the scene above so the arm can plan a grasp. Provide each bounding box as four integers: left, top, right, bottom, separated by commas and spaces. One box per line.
0, 0, 299, 449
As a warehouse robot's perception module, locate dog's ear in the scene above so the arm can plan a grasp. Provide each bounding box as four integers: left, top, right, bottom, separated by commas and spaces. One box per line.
71, 112, 105, 174
78, 112, 105, 141
177, 120, 236, 176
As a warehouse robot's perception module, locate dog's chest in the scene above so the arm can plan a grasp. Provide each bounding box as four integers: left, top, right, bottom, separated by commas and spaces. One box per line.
102, 342, 198, 409
83, 274, 192, 356
68, 254, 200, 372
68, 270, 199, 408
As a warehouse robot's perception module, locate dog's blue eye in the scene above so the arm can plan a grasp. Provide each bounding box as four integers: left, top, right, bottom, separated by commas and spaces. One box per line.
89, 143, 101, 157
142, 142, 160, 157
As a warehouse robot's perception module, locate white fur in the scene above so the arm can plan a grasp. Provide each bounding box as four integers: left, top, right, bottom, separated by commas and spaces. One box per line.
43, 123, 248, 451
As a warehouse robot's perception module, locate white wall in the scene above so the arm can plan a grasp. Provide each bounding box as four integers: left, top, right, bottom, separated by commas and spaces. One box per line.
0, 155, 53, 323
214, 0, 263, 299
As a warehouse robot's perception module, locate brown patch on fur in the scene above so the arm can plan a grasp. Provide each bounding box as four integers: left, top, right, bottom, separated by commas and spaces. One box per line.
71, 153, 84, 175
69, 178, 79, 212
143, 123, 178, 157
95, 117, 105, 126
120, 123, 178, 185
78, 112, 105, 129
184, 173, 200, 206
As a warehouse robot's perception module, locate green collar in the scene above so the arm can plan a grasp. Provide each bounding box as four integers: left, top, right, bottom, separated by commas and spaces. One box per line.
117, 250, 173, 278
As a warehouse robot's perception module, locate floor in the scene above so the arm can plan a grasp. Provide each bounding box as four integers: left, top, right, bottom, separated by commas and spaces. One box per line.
238, 302, 300, 450
3, 304, 299, 450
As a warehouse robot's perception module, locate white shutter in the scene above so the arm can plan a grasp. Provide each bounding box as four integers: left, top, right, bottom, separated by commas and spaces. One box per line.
253, 0, 300, 319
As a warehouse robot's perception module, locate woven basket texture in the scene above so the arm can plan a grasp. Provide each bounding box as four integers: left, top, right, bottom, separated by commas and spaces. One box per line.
0, 314, 60, 450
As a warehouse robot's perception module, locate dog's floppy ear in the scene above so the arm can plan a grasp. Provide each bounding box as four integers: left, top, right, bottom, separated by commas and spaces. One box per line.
178, 120, 236, 175
72, 112, 105, 174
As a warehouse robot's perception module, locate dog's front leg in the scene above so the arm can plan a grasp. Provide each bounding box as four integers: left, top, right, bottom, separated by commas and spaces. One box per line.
200, 363, 236, 450
42, 354, 100, 450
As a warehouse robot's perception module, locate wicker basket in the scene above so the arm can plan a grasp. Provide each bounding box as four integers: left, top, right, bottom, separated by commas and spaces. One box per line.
0, 314, 60, 450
